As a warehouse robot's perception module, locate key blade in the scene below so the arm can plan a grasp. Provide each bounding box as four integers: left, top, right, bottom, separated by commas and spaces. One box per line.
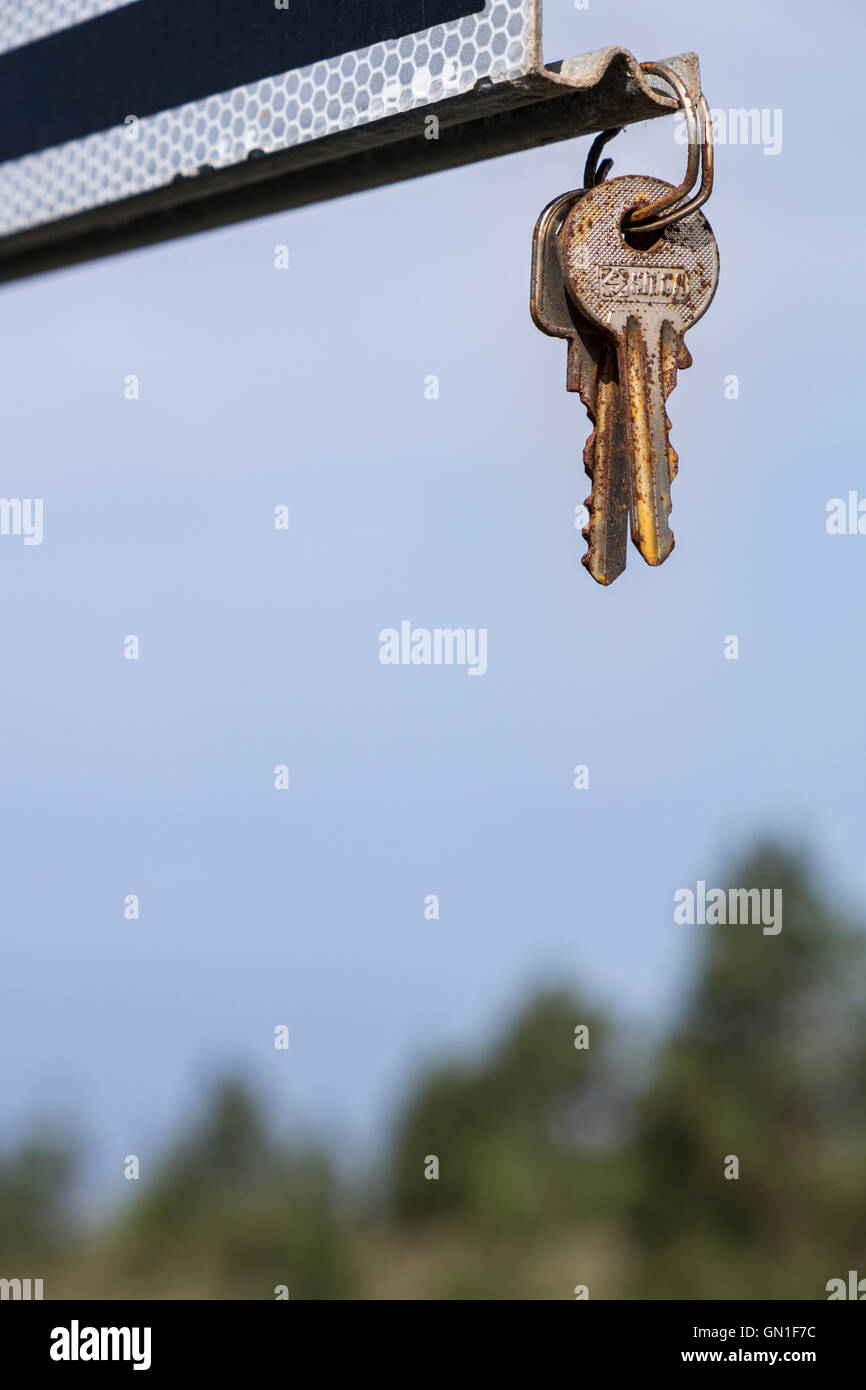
583, 339, 629, 585
620, 316, 676, 566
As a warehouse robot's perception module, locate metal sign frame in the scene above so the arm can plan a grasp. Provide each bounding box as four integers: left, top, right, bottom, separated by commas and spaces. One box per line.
0, 1, 699, 283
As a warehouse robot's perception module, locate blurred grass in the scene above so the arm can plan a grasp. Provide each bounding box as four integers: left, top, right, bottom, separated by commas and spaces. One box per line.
2, 841, 865, 1300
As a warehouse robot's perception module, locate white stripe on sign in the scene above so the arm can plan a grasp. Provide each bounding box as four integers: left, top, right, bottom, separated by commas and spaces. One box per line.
0, 0, 140, 57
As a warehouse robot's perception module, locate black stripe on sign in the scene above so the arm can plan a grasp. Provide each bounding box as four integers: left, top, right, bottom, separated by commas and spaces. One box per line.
0, 0, 487, 164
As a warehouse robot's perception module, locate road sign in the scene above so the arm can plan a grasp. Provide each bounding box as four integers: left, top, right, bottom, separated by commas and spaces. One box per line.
0, 1, 698, 282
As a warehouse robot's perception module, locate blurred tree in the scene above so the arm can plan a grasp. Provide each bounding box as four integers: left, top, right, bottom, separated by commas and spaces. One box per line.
629, 842, 866, 1298
388, 990, 635, 1252
8, 839, 866, 1301
73, 1079, 355, 1300
0, 1129, 76, 1263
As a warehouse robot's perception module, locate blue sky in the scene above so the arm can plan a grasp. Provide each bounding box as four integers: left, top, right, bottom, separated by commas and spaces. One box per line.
1, 0, 865, 1196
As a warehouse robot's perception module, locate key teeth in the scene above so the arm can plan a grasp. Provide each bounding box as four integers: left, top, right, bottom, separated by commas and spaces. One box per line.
581, 432, 623, 586
574, 320, 692, 587
581, 424, 600, 574
581, 550, 616, 585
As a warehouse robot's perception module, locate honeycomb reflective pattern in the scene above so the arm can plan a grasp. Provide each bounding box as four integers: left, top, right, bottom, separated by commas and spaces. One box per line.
0, 1, 534, 238
0, 0, 139, 53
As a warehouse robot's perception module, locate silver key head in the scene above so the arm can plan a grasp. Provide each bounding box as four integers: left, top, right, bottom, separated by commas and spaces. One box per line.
530, 188, 583, 339
560, 175, 719, 336
531, 188, 606, 403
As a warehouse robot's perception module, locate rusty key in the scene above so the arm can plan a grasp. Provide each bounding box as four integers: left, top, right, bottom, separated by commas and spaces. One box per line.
560, 175, 719, 567
531, 189, 630, 586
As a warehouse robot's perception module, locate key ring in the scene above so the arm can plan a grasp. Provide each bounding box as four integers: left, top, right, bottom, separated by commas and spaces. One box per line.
625, 63, 701, 226
638, 92, 713, 231
626, 63, 714, 233
583, 127, 624, 188
583, 63, 714, 234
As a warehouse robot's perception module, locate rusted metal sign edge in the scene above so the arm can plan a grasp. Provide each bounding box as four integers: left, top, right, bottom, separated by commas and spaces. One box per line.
0, 47, 699, 285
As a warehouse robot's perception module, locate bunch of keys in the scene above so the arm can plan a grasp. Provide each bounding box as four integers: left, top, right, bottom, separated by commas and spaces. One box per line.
531, 63, 719, 585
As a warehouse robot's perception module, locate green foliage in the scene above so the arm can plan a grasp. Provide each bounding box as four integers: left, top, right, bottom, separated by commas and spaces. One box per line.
104, 1080, 355, 1300
0, 1130, 77, 1262
2, 841, 864, 1299
629, 843, 866, 1298
388, 989, 630, 1231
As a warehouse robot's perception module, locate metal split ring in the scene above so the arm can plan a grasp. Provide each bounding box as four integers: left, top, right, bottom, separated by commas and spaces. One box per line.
582, 61, 714, 235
